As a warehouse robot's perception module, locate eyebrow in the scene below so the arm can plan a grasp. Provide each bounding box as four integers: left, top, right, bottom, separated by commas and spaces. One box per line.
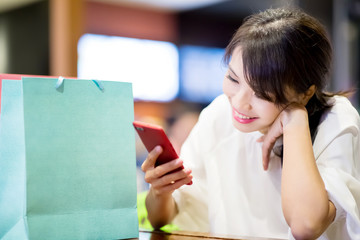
228, 65, 238, 77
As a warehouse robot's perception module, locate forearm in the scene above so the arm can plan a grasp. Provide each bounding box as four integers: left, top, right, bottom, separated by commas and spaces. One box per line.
145, 187, 178, 229
282, 121, 335, 239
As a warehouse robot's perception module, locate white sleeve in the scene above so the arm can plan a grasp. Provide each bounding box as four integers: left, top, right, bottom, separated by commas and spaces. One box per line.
171, 119, 210, 232
316, 129, 360, 238
172, 95, 230, 232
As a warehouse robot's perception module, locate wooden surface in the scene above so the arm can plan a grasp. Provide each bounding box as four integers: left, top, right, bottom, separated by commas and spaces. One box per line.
137, 230, 286, 240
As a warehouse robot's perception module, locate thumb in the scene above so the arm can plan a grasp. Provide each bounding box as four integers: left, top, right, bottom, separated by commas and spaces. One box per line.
256, 135, 265, 143
141, 145, 163, 172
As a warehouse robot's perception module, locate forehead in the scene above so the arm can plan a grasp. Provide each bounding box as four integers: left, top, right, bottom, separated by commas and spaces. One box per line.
228, 47, 244, 75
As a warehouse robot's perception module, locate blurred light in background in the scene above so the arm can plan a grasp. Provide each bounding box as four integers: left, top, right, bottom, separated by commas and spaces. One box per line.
78, 34, 179, 102
179, 45, 226, 103
78, 34, 227, 103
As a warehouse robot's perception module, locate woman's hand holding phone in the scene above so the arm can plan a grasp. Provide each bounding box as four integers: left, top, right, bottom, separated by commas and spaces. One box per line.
141, 146, 193, 196
133, 121, 193, 196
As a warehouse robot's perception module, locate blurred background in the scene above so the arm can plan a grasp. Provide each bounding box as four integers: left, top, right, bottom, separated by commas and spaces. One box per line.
1, 0, 359, 192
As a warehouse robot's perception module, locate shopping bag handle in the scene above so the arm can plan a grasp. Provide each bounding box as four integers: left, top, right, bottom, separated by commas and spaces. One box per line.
55, 76, 104, 91
55, 76, 65, 89
92, 79, 104, 91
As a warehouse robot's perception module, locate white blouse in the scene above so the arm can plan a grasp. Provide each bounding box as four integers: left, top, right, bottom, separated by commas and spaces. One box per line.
172, 94, 360, 240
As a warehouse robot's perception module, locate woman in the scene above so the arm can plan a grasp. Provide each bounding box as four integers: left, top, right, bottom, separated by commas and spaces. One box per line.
141, 7, 360, 239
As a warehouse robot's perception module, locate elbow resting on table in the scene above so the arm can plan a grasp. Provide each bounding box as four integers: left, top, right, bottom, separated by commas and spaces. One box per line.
289, 216, 329, 240
288, 200, 336, 239
148, 220, 168, 230
146, 209, 174, 230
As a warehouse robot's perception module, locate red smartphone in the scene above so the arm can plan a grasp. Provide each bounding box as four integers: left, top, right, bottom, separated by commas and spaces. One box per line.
133, 121, 183, 170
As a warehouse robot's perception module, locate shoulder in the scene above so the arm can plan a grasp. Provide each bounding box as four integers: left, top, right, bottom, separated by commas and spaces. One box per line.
321, 96, 359, 132
314, 96, 360, 157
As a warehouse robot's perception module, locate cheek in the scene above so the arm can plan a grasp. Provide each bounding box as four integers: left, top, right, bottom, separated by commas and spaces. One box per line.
222, 79, 232, 96
263, 105, 281, 121
255, 101, 282, 121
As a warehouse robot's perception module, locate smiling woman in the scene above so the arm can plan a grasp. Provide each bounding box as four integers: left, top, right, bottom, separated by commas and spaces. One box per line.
222, 50, 283, 134
140, 7, 360, 240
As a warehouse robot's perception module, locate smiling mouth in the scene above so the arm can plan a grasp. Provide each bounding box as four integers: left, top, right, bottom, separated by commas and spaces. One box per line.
232, 108, 258, 124
233, 108, 257, 119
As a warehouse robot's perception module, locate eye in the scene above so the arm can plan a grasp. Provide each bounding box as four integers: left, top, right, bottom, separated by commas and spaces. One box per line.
226, 74, 239, 84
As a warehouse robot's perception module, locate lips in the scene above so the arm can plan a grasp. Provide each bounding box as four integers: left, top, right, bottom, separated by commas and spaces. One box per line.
232, 108, 258, 124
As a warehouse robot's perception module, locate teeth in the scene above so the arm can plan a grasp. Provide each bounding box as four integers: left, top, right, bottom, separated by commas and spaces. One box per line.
234, 110, 253, 119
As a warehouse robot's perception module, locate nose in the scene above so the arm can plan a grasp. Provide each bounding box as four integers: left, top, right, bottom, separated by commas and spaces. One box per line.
233, 89, 253, 111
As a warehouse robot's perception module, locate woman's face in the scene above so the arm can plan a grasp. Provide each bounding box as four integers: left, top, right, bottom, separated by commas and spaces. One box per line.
223, 47, 283, 134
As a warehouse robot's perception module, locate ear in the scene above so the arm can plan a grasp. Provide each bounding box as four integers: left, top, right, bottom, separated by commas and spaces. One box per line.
300, 85, 316, 105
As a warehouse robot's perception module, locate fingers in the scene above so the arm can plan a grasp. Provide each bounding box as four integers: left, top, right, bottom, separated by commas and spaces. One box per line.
144, 159, 184, 183
261, 104, 307, 171
141, 146, 162, 172
151, 169, 193, 195
261, 118, 284, 171
261, 134, 277, 170
151, 168, 192, 188
256, 135, 265, 143
141, 145, 193, 196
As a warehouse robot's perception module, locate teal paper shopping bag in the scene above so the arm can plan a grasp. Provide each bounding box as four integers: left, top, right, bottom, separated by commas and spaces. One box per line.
0, 77, 138, 240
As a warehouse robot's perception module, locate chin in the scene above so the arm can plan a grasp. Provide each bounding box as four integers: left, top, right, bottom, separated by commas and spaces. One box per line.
232, 120, 259, 133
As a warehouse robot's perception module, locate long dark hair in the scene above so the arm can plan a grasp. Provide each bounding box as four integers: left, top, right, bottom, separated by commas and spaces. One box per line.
223, 7, 344, 143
